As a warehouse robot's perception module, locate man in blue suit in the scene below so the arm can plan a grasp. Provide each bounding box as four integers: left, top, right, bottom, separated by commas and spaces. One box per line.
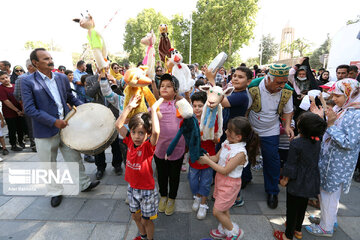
21, 48, 100, 207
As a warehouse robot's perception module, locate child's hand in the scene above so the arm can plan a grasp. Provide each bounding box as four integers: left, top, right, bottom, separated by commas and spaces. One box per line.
325, 107, 337, 127
98, 70, 106, 81
1, 120, 4, 128
198, 155, 210, 165
205, 67, 217, 80
152, 98, 164, 112
280, 177, 288, 187
128, 95, 141, 109
310, 102, 324, 118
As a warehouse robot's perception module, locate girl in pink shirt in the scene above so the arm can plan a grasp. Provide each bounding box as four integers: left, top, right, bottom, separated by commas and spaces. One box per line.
154, 74, 186, 216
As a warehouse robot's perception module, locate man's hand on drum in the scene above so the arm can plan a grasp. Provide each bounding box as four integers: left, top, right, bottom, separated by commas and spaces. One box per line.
54, 119, 68, 129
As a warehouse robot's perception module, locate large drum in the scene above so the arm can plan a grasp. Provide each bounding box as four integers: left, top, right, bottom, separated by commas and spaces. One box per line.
60, 103, 117, 155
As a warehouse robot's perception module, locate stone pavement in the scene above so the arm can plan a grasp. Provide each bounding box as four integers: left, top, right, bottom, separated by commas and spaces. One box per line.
0, 138, 360, 240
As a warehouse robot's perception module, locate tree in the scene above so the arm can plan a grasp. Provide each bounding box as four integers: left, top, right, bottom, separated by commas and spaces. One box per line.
282, 38, 311, 58
191, 0, 258, 64
123, 9, 171, 64
24, 40, 61, 51
309, 34, 331, 70
170, 14, 191, 63
346, 15, 360, 25
259, 34, 278, 64
246, 57, 260, 68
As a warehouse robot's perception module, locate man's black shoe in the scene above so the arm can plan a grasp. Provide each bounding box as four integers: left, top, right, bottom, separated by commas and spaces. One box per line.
51, 195, 63, 207
95, 170, 104, 180
82, 181, 100, 192
11, 145, 23, 152
267, 194, 278, 209
19, 142, 26, 149
114, 167, 123, 175
84, 155, 95, 163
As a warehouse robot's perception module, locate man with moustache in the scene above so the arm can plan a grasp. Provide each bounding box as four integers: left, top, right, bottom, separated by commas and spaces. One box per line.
247, 64, 294, 209
21, 48, 99, 208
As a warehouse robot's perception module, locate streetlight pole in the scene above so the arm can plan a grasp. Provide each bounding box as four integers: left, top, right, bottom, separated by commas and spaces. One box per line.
189, 12, 192, 64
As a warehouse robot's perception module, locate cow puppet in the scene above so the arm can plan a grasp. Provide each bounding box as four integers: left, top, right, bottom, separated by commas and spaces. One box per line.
199, 85, 234, 141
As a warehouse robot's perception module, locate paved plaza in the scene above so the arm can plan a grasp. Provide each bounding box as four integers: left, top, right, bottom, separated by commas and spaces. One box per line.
0, 137, 359, 240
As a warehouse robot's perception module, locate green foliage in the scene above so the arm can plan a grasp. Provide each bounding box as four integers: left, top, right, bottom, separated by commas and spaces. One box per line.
346, 15, 360, 25
123, 8, 171, 64
282, 38, 311, 58
171, 14, 191, 63
123, 1, 258, 66
309, 34, 331, 70
191, 0, 258, 64
225, 51, 243, 69
108, 53, 129, 66
246, 57, 260, 67
259, 34, 278, 64
24, 40, 61, 51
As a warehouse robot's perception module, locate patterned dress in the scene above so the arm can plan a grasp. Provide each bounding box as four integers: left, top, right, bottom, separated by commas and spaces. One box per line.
319, 108, 360, 193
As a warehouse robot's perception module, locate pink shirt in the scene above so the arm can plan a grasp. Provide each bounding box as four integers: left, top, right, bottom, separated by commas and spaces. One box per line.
155, 100, 185, 160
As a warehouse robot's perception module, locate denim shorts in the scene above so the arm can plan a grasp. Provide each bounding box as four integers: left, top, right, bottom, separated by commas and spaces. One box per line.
188, 166, 213, 197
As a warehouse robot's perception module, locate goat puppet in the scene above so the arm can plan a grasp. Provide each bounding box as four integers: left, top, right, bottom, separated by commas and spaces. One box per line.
73, 12, 108, 70
166, 99, 206, 163
199, 85, 234, 141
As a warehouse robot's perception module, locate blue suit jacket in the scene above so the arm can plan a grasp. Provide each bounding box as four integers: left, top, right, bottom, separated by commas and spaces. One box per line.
21, 71, 83, 138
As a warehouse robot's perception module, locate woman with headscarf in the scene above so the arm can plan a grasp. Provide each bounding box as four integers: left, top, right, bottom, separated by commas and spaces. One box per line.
306, 79, 360, 237
317, 70, 330, 85
289, 57, 319, 121
109, 63, 123, 80
10, 65, 25, 84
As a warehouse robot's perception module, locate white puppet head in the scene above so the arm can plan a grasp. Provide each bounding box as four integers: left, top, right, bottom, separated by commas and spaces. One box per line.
73, 11, 94, 30
141, 30, 156, 47
175, 98, 193, 119
199, 85, 234, 109
169, 48, 183, 64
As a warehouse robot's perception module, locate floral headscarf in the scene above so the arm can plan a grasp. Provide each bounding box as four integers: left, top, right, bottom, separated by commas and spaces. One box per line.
328, 78, 360, 118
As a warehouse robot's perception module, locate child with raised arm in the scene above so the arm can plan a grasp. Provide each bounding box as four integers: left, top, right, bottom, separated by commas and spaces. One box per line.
198, 117, 259, 240
115, 95, 164, 240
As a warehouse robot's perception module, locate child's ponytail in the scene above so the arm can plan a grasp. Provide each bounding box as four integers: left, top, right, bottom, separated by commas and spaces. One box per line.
245, 129, 260, 166
228, 117, 260, 166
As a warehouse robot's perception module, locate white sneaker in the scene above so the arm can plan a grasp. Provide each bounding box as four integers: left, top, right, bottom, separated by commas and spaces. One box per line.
192, 196, 201, 211
197, 204, 209, 220
0, 157, 3, 162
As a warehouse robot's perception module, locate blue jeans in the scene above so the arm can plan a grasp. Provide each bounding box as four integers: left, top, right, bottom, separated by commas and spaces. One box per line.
188, 166, 213, 197
260, 135, 280, 195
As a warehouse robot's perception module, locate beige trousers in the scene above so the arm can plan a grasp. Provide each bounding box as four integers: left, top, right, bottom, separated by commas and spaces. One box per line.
35, 133, 91, 196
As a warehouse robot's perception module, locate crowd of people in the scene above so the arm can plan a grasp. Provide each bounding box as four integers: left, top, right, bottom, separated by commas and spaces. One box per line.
0, 49, 360, 240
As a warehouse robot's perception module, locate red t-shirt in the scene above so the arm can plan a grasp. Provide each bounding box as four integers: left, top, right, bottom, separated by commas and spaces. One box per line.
124, 134, 156, 190
189, 119, 218, 170
0, 85, 22, 118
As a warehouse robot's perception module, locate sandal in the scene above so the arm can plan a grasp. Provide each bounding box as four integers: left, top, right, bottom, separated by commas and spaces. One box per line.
273, 230, 285, 240
294, 231, 302, 239
283, 222, 302, 239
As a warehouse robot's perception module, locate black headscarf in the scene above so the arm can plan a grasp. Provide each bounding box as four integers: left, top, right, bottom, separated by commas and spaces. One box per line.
10, 65, 25, 84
